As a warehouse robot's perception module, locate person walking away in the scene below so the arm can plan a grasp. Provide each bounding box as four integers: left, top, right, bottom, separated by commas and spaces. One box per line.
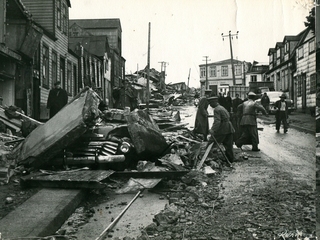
224, 92, 233, 113
232, 93, 243, 142
275, 93, 288, 133
193, 89, 211, 141
235, 92, 268, 151
47, 81, 68, 118
207, 96, 235, 163
261, 92, 270, 113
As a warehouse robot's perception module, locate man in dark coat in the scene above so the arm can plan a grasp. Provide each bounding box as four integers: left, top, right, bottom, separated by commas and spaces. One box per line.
193, 90, 211, 141
208, 96, 235, 163
224, 92, 233, 113
235, 92, 267, 151
261, 92, 270, 113
275, 93, 288, 133
47, 81, 68, 118
232, 93, 243, 142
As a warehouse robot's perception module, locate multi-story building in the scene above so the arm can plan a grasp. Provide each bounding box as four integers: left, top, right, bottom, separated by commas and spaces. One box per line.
22, 0, 79, 120
265, 35, 301, 100
199, 59, 248, 96
69, 19, 124, 101
0, 0, 44, 118
266, 27, 316, 111
293, 28, 316, 111
245, 62, 269, 86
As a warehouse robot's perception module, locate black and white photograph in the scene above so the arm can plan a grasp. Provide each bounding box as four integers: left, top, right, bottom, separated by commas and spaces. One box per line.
0, 0, 318, 239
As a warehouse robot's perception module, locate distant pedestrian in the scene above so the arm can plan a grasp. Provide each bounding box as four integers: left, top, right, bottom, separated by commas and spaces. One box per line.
47, 81, 68, 118
218, 92, 226, 108
208, 96, 235, 163
275, 93, 288, 133
261, 92, 270, 113
193, 89, 211, 141
235, 92, 268, 151
232, 93, 243, 115
224, 92, 232, 113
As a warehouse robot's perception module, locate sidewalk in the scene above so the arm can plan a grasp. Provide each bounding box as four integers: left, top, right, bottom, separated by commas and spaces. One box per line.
258, 111, 315, 135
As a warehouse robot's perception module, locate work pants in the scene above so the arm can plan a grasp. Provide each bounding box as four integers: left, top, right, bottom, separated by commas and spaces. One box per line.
236, 125, 259, 148
276, 111, 288, 131
214, 133, 234, 162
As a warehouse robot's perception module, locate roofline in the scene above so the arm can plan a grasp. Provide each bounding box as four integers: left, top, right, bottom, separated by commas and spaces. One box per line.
69, 18, 122, 31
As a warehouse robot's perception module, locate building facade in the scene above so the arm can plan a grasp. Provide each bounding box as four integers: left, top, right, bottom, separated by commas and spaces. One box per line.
199, 59, 248, 96
266, 28, 316, 111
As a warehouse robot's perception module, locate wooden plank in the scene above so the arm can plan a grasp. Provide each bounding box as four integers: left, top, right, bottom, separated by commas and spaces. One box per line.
110, 171, 189, 179
14, 88, 101, 168
20, 170, 114, 189
196, 142, 214, 170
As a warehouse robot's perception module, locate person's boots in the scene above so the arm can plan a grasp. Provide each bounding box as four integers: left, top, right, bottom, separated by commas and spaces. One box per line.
252, 145, 260, 151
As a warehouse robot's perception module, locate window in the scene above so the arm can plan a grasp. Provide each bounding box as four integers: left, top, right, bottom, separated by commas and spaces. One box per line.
60, 57, 65, 89
276, 48, 281, 59
310, 74, 316, 94
67, 61, 72, 94
51, 52, 57, 85
62, 4, 67, 34
42, 45, 49, 87
235, 65, 241, 75
309, 39, 315, 54
298, 46, 304, 59
73, 65, 78, 94
221, 66, 228, 76
209, 66, 216, 77
57, 0, 61, 29
297, 76, 302, 97
250, 75, 257, 82
269, 54, 273, 63
285, 42, 289, 53
200, 67, 206, 78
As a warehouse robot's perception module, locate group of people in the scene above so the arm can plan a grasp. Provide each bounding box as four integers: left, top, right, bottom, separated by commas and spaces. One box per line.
193, 90, 289, 164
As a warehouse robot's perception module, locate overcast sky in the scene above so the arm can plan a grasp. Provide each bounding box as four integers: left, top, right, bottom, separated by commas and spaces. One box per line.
69, 0, 313, 88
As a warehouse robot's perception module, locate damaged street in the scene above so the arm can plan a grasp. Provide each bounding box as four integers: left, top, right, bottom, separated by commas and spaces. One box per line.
0, 89, 316, 240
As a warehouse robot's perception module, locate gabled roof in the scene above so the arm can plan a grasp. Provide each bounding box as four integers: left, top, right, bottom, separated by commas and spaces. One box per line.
275, 42, 284, 49
69, 19, 122, 32
283, 35, 300, 42
69, 35, 110, 57
199, 58, 244, 67
267, 48, 276, 56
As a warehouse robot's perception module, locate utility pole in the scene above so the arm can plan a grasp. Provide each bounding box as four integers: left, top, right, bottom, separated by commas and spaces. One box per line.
147, 22, 151, 111
222, 31, 239, 86
158, 61, 168, 91
203, 56, 210, 89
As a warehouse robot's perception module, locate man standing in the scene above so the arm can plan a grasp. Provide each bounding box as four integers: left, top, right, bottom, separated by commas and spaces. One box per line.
208, 96, 235, 163
232, 93, 243, 142
275, 93, 288, 133
47, 81, 68, 118
193, 89, 211, 141
224, 92, 233, 113
261, 92, 270, 113
235, 92, 267, 151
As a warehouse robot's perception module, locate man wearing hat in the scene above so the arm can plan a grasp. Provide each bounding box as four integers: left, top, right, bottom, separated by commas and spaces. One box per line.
47, 81, 68, 118
207, 96, 235, 163
274, 93, 288, 133
193, 89, 212, 141
235, 92, 267, 151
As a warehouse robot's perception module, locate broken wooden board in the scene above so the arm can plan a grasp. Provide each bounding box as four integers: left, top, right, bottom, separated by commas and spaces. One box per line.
13, 87, 101, 168
20, 169, 114, 189
125, 109, 168, 157
115, 178, 162, 194
110, 171, 189, 179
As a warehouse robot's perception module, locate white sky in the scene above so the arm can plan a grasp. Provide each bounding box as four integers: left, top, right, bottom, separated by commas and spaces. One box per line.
69, 0, 313, 88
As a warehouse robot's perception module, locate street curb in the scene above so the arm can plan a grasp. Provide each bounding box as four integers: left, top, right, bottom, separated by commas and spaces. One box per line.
0, 188, 87, 238
258, 116, 315, 135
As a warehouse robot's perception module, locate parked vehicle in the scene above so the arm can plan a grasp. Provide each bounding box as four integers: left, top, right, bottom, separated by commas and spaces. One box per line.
256, 91, 295, 114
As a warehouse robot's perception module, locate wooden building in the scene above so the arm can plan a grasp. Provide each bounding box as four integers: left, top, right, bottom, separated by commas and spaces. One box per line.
21, 0, 79, 120
0, 0, 43, 117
